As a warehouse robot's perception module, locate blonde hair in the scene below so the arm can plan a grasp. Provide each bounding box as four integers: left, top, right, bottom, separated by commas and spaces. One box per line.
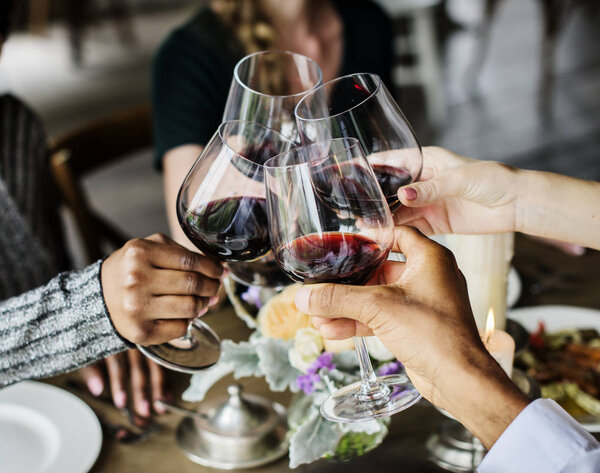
213, 0, 277, 54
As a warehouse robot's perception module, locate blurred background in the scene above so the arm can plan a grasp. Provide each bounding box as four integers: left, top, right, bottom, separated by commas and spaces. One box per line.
2, 0, 599, 266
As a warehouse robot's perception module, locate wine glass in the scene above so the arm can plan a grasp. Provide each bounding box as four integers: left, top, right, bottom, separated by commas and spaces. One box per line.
137, 121, 295, 373
264, 138, 421, 422
223, 50, 322, 287
223, 50, 323, 141
295, 73, 423, 213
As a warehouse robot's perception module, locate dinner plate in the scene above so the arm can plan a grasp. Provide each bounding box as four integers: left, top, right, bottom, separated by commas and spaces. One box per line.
0, 381, 102, 473
508, 305, 600, 432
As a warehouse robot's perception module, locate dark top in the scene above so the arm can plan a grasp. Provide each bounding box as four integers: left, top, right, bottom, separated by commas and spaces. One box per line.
152, 0, 393, 169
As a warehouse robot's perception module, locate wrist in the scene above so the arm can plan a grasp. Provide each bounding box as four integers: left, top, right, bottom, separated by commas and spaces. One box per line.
437, 350, 529, 448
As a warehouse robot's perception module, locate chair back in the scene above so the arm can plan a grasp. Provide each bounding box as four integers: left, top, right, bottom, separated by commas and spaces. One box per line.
49, 104, 152, 262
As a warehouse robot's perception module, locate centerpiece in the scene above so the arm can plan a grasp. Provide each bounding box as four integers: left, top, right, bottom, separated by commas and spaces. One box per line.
182, 284, 397, 468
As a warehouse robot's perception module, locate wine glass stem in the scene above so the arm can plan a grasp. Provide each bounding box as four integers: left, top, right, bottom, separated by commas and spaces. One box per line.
353, 336, 390, 402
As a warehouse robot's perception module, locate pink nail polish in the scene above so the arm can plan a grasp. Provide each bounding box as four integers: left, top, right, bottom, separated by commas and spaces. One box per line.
87, 378, 103, 396
208, 296, 219, 306
403, 187, 417, 201
114, 391, 127, 408
139, 400, 151, 417
154, 400, 166, 414
197, 307, 209, 317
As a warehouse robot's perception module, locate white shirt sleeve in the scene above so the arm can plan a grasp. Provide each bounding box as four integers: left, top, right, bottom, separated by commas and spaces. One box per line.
478, 398, 600, 473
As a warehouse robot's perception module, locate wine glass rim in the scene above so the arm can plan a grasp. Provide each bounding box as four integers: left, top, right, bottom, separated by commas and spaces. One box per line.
233, 50, 323, 100
264, 137, 361, 171
217, 120, 296, 168
294, 72, 382, 122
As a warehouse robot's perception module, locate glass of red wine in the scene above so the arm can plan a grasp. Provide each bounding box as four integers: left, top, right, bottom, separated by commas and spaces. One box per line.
295, 73, 422, 213
222, 50, 323, 288
264, 138, 421, 422
137, 121, 295, 373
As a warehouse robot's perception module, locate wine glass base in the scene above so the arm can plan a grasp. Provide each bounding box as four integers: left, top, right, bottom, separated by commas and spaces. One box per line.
137, 319, 221, 374
320, 374, 421, 423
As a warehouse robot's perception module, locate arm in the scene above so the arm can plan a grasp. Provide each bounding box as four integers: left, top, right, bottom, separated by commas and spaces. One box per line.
1, 234, 224, 387
395, 146, 600, 250
163, 145, 203, 250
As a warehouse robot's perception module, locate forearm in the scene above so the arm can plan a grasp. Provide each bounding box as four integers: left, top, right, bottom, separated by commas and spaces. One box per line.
0, 261, 129, 386
439, 352, 529, 449
163, 145, 203, 251
516, 170, 600, 250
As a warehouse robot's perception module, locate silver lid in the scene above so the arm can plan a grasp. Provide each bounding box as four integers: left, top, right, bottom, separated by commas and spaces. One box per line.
197, 384, 280, 438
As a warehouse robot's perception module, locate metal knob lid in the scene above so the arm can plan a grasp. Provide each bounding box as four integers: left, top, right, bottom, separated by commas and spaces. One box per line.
199, 384, 279, 438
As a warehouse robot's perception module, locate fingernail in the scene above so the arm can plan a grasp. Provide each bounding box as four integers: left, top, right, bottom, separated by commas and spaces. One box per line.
571, 245, 586, 256
87, 378, 103, 397
209, 296, 219, 306
222, 267, 229, 278
139, 400, 151, 417
114, 391, 127, 408
402, 187, 417, 201
154, 400, 166, 414
197, 307, 209, 317
295, 286, 311, 312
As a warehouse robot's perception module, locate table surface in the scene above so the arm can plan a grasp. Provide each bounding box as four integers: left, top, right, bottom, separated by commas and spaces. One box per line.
46, 235, 600, 473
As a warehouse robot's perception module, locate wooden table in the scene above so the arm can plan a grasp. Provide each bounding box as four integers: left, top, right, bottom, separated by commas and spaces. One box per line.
47, 235, 600, 472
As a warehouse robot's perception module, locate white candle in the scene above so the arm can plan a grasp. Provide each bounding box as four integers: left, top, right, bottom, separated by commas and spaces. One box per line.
481, 308, 515, 377
444, 233, 514, 331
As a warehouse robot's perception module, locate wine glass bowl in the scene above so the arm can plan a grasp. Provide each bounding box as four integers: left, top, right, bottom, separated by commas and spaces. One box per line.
295, 73, 423, 212
223, 50, 323, 141
177, 120, 295, 263
265, 138, 421, 422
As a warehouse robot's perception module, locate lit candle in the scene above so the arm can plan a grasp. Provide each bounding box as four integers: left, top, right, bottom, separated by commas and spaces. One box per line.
481, 308, 515, 377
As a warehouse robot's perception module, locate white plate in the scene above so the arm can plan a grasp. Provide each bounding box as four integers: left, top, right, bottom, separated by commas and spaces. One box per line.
0, 381, 102, 473
509, 305, 600, 432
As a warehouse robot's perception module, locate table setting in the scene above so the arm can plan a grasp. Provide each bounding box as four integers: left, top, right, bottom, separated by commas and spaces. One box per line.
1, 49, 600, 473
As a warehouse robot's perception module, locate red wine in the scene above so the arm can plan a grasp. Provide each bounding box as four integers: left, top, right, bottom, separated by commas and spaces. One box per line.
371, 165, 412, 212
276, 232, 389, 285
181, 196, 270, 262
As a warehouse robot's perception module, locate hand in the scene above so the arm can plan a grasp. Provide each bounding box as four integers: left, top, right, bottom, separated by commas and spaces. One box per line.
295, 226, 528, 447
79, 350, 171, 418
394, 146, 520, 235
101, 233, 224, 346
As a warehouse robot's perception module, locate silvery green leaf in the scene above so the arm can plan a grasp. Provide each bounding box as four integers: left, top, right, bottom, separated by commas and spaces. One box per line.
220, 340, 262, 378
182, 361, 235, 402
287, 393, 318, 429
289, 411, 342, 468
333, 350, 359, 370
256, 337, 302, 392
324, 368, 359, 385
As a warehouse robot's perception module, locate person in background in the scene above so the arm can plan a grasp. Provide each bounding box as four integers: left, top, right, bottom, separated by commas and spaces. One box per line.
0, 2, 222, 408
297, 146, 600, 473
152, 0, 394, 248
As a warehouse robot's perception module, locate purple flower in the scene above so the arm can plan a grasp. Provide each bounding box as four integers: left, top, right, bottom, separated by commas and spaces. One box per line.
307, 352, 335, 374
295, 352, 336, 395
297, 372, 321, 395
241, 285, 263, 309
378, 360, 403, 376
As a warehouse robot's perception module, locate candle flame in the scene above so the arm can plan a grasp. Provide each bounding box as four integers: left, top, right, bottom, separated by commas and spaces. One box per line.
484, 308, 495, 344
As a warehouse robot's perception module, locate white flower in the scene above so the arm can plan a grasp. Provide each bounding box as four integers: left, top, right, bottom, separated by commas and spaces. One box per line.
365, 336, 394, 361
288, 328, 324, 372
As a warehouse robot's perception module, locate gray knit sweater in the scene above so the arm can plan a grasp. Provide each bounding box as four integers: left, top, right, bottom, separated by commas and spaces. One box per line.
0, 94, 128, 387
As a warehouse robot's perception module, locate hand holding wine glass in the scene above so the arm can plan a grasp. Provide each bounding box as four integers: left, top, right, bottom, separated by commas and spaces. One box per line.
265, 138, 421, 422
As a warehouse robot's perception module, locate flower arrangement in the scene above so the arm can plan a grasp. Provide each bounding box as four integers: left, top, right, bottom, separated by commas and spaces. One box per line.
183, 283, 399, 468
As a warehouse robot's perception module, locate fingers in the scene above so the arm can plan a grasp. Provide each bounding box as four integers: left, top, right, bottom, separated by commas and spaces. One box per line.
138, 319, 190, 346
105, 353, 128, 409
142, 235, 224, 279
146, 269, 221, 297
390, 225, 435, 257
128, 350, 151, 417
295, 282, 387, 323
147, 359, 168, 414
80, 363, 105, 397
315, 318, 374, 339
398, 166, 467, 208
151, 295, 209, 319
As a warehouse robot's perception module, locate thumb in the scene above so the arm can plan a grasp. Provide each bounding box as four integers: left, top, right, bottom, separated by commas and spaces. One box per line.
398, 168, 467, 207
295, 283, 380, 323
